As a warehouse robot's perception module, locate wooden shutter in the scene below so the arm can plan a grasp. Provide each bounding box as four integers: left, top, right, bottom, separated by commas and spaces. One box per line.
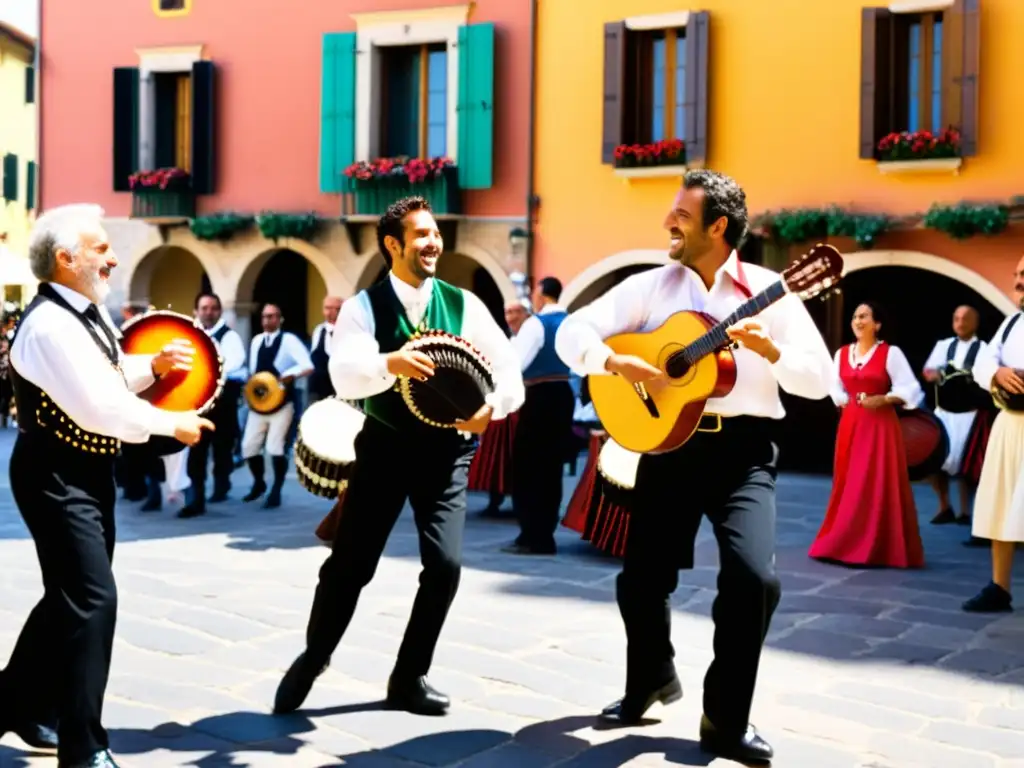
25, 66, 35, 104
958, 0, 980, 156
457, 22, 495, 190
1, 154, 16, 202
112, 67, 139, 191
684, 11, 710, 165
601, 21, 626, 164
26, 161, 36, 211
190, 61, 216, 194
859, 8, 892, 159
319, 32, 357, 194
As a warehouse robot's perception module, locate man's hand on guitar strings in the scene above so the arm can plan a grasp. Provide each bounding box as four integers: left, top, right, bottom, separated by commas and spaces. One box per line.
604, 353, 665, 385
725, 319, 780, 363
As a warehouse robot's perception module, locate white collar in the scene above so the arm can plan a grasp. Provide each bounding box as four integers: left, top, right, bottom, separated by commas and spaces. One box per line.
389, 272, 433, 304
49, 282, 93, 312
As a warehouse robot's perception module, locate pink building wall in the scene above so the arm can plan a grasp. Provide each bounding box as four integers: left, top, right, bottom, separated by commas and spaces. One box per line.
39, 0, 531, 218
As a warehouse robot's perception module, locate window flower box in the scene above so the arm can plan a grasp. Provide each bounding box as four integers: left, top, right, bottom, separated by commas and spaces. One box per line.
129, 168, 195, 219
344, 156, 461, 215
876, 128, 961, 173
611, 139, 688, 180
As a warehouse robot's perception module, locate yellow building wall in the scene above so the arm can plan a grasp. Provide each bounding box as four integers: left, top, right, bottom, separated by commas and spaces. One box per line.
149, 250, 205, 314
306, 266, 326, 335
533, 0, 1024, 295
0, 29, 37, 302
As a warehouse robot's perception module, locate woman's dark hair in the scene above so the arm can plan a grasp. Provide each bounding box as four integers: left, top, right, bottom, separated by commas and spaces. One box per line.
376, 196, 432, 268
858, 300, 887, 340
682, 169, 749, 249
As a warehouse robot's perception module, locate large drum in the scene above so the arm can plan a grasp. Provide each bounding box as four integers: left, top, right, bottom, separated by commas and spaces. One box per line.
597, 437, 642, 506
120, 310, 224, 455
294, 398, 366, 498
899, 409, 949, 482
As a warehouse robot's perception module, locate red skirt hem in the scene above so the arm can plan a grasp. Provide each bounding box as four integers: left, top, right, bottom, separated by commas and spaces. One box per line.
562, 431, 630, 558
467, 412, 519, 495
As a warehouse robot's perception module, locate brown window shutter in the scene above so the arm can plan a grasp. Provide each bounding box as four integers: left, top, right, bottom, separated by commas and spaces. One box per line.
684, 11, 710, 165
859, 8, 892, 159
959, 0, 980, 156
942, 2, 964, 132
601, 21, 627, 164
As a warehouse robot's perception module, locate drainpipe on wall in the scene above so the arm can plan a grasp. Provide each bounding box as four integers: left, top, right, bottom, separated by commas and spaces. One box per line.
524, 0, 539, 289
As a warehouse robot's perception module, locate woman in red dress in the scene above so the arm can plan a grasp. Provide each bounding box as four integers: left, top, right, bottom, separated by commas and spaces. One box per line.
562, 429, 632, 557
809, 302, 926, 568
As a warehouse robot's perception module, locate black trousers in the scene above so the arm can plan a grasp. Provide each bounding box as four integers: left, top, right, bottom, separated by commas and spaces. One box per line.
618, 415, 782, 735
187, 380, 241, 495
0, 433, 118, 763
304, 418, 475, 679
512, 380, 576, 549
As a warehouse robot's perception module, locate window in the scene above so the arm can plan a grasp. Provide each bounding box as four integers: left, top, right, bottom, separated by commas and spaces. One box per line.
2, 154, 17, 203
26, 161, 36, 211
25, 66, 35, 105
160, 0, 185, 8
153, 0, 190, 16
601, 11, 710, 166
859, 1, 980, 159
152, 72, 193, 171
379, 43, 449, 158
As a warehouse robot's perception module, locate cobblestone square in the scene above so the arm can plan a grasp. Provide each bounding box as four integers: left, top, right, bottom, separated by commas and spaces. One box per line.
1, 431, 1022, 767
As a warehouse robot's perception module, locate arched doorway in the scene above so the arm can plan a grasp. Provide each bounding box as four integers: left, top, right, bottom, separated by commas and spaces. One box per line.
248, 249, 327, 344
780, 265, 1008, 475
128, 245, 210, 314
567, 264, 660, 312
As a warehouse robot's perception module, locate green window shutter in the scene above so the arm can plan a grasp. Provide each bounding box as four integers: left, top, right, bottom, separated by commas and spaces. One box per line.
2, 154, 17, 202
320, 32, 357, 194
25, 66, 35, 104
26, 161, 36, 211
112, 67, 140, 191
457, 22, 495, 190
191, 60, 217, 194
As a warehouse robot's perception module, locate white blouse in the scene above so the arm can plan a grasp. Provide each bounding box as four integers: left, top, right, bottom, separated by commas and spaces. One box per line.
829, 342, 924, 409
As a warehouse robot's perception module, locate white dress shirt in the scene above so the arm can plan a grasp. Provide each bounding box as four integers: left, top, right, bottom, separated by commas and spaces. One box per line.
311, 322, 334, 355
924, 335, 986, 375
329, 272, 525, 420
11, 283, 179, 442
205, 318, 247, 382
554, 253, 833, 419
248, 330, 314, 378
973, 312, 1024, 392
512, 304, 565, 371
829, 343, 924, 408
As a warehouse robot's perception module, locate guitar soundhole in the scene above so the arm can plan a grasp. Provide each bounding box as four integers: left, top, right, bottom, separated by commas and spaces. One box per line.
665, 354, 689, 379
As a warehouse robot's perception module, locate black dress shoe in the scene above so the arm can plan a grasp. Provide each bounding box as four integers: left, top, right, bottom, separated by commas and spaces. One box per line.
177, 502, 206, 519
58, 749, 120, 768
242, 482, 267, 502
1, 720, 58, 749
386, 675, 450, 716
963, 581, 1013, 613
699, 714, 773, 764
598, 676, 682, 725
263, 490, 282, 509
500, 542, 557, 556
273, 653, 328, 714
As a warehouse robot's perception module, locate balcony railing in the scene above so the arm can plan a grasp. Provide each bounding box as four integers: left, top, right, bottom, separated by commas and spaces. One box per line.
131, 187, 196, 220
345, 167, 461, 217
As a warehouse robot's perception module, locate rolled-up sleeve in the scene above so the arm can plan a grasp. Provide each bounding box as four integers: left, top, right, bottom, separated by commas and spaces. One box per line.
829, 349, 848, 407
121, 354, 157, 393
885, 345, 924, 409
766, 294, 833, 401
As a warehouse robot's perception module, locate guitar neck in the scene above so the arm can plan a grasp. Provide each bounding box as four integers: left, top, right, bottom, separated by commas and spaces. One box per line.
680, 281, 788, 364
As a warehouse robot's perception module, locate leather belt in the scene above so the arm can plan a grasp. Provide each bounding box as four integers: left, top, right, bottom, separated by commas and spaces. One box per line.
525, 375, 570, 386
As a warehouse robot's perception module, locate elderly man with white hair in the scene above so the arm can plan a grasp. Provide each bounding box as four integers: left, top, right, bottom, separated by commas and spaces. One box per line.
0, 204, 213, 768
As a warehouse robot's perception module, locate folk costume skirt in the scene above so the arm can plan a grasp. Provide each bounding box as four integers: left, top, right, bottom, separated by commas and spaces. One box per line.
972, 410, 1024, 543
467, 411, 519, 496
562, 431, 630, 557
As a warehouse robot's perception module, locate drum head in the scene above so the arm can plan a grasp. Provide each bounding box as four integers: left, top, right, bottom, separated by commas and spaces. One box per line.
298, 398, 366, 464
899, 409, 949, 482
120, 310, 223, 414
597, 437, 640, 507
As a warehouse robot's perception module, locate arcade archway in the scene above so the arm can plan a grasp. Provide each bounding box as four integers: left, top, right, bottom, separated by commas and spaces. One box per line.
128, 245, 210, 314
240, 249, 329, 344
780, 263, 1009, 475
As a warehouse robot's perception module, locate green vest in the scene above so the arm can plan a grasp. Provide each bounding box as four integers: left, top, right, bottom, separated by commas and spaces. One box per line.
363, 277, 465, 431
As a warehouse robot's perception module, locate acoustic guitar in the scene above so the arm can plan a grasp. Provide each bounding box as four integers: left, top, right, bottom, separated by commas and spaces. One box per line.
589, 244, 844, 454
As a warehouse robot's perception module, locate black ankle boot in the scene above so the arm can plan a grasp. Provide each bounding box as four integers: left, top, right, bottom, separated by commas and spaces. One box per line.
243, 456, 267, 502
264, 456, 287, 508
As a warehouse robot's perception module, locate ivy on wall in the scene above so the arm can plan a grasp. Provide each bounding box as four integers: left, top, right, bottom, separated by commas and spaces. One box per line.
255, 212, 326, 243
189, 213, 255, 242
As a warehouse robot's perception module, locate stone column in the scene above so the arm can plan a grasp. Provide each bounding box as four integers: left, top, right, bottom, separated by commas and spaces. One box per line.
226, 301, 256, 347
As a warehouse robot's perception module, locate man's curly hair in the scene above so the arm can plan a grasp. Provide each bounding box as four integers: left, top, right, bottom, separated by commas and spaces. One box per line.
377, 196, 433, 266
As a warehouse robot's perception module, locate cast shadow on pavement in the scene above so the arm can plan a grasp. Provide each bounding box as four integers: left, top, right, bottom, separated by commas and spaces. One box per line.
0, 713, 715, 768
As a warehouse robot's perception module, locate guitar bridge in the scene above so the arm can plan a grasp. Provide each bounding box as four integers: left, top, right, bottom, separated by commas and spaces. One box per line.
634, 382, 660, 418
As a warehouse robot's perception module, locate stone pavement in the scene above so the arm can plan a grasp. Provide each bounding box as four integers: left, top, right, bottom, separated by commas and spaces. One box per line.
0, 432, 1022, 767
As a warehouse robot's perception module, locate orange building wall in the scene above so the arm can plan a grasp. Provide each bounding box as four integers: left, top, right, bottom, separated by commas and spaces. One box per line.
533, 0, 1024, 292
39, 0, 531, 219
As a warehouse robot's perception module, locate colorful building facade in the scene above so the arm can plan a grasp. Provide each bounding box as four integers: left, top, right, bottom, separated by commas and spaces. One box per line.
532, 0, 1023, 470
0, 20, 38, 303
39, 0, 534, 340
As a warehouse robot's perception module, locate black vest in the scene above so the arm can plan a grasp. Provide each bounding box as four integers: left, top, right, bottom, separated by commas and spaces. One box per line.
10, 284, 122, 459
211, 324, 230, 344
309, 325, 334, 398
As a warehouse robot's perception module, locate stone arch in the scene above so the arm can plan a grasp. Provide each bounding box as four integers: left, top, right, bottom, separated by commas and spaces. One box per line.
233, 238, 353, 302
560, 249, 671, 309
843, 250, 1016, 315
127, 245, 215, 314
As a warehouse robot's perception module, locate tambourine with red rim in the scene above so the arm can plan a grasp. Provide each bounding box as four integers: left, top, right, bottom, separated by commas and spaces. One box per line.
120, 309, 224, 455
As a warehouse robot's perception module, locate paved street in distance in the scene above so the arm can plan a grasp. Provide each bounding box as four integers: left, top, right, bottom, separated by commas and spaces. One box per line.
1, 429, 1023, 767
